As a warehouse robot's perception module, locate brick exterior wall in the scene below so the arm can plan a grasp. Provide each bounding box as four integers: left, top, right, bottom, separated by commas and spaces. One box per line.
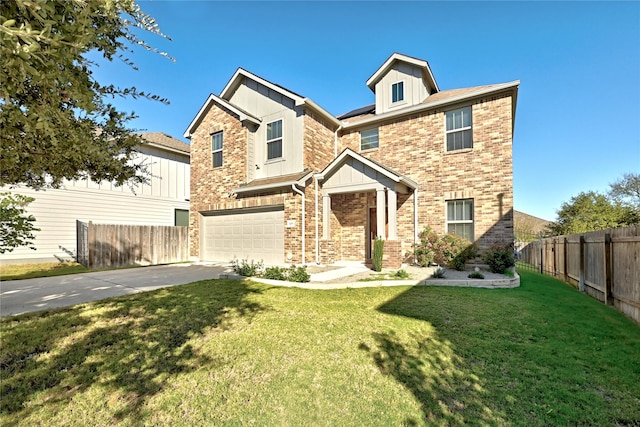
189, 102, 248, 256
335, 92, 514, 255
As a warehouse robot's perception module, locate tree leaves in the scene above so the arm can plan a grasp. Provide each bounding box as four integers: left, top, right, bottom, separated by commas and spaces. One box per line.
0, 0, 172, 190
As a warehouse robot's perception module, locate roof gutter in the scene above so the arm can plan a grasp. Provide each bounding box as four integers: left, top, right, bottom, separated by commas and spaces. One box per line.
231, 171, 313, 196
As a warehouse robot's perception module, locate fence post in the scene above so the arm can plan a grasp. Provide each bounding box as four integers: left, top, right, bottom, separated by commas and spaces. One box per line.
604, 233, 613, 305
539, 232, 543, 274
563, 237, 568, 282
579, 235, 585, 292
553, 238, 557, 276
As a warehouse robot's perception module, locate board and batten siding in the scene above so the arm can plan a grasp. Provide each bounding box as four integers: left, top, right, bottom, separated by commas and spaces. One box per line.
374, 62, 430, 115
1, 146, 189, 264
229, 78, 304, 178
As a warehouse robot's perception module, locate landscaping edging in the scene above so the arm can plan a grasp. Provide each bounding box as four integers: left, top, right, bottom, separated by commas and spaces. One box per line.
422, 272, 520, 289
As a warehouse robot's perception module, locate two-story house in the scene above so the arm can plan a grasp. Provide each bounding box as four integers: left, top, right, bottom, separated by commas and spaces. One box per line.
185, 53, 519, 268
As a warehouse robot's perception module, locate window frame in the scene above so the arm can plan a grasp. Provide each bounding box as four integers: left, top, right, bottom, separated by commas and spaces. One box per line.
360, 127, 379, 151
446, 199, 474, 242
445, 107, 473, 152
211, 131, 223, 168
391, 81, 404, 103
266, 118, 283, 161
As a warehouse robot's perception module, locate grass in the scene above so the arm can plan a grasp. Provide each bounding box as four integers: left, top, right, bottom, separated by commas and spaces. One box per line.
0, 262, 89, 281
1, 271, 639, 426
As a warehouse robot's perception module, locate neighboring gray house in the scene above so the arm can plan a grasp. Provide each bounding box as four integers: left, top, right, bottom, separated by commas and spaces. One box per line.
1, 132, 190, 265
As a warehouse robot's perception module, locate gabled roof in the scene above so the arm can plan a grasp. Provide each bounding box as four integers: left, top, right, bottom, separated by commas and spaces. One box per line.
219, 68, 341, 129
140, 132, 190, 155
366, 53, 439, 94
316, 148, 417, 189
232, 169, 313, 195
183, 94, 261, 139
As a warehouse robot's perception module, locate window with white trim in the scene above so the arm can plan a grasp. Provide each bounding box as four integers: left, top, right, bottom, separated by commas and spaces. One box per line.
212, 131, 223, 168
446, 199, 474, 241
266, 119, 283, 160
392, 81, 404, 103
360, 128, 379, 150
445, 107, 472, 151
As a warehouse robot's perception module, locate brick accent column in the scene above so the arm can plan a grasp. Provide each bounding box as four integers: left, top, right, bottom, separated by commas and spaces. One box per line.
383, 240, 402, 269
320, 240, 336, 265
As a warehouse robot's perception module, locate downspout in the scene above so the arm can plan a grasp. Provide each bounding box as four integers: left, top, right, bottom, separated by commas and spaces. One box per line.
334, 125, 342, 157
414, 186, 419, 263
314, 175, 320, 264
292, 184, 306, 265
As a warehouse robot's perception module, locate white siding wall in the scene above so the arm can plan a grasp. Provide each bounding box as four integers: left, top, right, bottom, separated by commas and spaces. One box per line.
229, 79, 304, 178
1, 146, 190, 264
375, 62, 431, 114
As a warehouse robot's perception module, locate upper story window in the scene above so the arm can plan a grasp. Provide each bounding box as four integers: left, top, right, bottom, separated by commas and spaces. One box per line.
266, 119, 283, 160
392, 81, 404, 103
445, 107, 472, 151
446, 199, 474, 241
360, 128, 379, 150
212, 131, 223, 168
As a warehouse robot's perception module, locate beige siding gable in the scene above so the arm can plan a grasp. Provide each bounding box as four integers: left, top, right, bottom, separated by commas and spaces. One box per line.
228, 78, 304, 178
375, 62, 430, 115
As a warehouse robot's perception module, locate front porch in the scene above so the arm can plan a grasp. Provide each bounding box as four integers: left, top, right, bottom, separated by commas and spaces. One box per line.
315, 149, 417, 269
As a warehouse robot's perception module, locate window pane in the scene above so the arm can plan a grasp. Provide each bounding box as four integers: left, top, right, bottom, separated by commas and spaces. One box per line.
446, 112, 453, 131
267, 120, 282, 140
360, 128, 379, 150
392, 82, 404, 102
212, 132, 223, 150
454, 111, 462, 129
464, 200, 473, 220
447, 202, 454, 220
462, 108, 471, 127
213, 151, 222, 167
462, 129, 472, 149
268, 139, 282, 159
455, 201, 463, 220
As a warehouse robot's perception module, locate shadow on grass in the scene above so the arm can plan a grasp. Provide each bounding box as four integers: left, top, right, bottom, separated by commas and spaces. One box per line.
364, 272, 640, 426
0, 279, 266, 423
360, 287, 506, 425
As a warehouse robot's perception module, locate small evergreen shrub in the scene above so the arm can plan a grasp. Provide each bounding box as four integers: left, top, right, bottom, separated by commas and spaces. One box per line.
431, 267, 446, 278
263, 266, 287, 280
468, 271, 485, 279
287, 265, 310, 283
231, 258, 264, 277
483, 244, 516, 274
372, 237, 384, 272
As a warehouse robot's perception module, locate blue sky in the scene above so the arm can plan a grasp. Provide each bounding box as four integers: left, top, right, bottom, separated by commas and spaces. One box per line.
92, 1, 640, 221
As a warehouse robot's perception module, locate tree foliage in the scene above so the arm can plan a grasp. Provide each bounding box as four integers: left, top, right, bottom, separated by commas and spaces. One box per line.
0, 0, 172, 190
608, 172, 640, 210
0, 192, 40, 253
546, 191, 640, 236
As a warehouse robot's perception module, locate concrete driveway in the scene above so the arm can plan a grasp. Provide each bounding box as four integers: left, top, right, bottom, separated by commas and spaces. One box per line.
0, 263, 233, 317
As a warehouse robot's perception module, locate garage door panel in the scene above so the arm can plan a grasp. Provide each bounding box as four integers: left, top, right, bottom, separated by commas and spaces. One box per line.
201, 207, 284, 264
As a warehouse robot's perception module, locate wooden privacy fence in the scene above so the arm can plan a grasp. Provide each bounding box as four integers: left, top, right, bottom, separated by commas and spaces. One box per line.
519, 225, 640, 324
76, 221, 188, 269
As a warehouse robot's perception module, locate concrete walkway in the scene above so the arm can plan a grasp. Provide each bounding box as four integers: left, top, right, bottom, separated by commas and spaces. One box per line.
0, 263, 231, 317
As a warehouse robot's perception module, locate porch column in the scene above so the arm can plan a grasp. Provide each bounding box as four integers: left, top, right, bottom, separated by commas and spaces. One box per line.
322, 194, 331, 239
376, 187, 386, 240
387, 188, 397, 240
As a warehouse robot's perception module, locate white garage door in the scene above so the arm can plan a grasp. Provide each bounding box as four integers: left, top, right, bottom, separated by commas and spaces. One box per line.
200, 207, 284, 265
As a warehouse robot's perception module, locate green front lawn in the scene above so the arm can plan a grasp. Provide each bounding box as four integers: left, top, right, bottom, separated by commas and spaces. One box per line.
1, 271, 639, 425
0, 262, 89, 281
